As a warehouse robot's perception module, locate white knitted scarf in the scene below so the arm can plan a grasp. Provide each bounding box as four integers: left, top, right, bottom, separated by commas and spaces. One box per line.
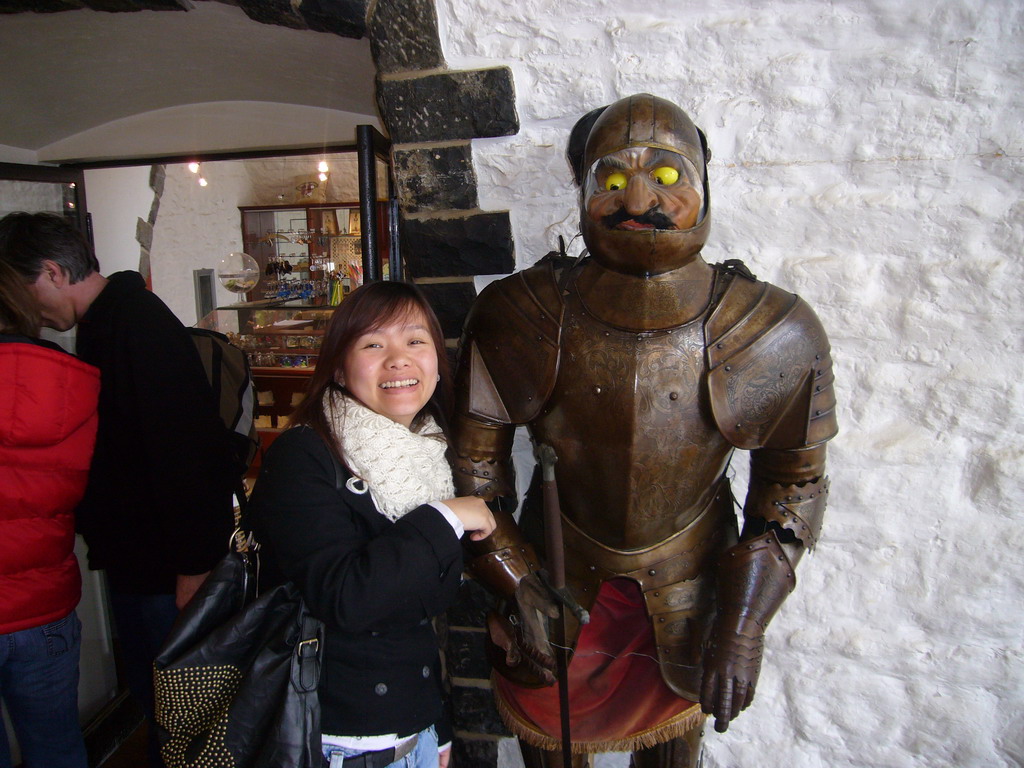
325, 390, 454, 522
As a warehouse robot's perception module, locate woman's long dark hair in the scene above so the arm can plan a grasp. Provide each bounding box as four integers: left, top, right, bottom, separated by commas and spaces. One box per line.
0, 259, 41, 336
289, 280, 452, 465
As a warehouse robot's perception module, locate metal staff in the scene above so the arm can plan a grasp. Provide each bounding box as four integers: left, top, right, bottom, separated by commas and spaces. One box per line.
534, 443, 589, 768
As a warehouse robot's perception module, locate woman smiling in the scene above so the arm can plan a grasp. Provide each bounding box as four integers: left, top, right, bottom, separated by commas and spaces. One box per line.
248, 281, 494, 768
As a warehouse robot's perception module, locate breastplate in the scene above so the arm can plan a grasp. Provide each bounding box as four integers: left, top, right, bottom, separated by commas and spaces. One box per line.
530, 292, 734, 549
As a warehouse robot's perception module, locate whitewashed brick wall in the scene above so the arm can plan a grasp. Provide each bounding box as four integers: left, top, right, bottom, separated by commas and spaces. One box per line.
436, 1, 1024, 766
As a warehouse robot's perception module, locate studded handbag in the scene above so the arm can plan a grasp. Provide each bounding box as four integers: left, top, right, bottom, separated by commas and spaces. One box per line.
153, 534, 323, 768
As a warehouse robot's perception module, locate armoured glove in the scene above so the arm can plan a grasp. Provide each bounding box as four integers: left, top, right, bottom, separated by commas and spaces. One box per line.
466, 520, 560, 687
700, 616, 764, 732
700, 530, 795, 732
486, 571, 560, 686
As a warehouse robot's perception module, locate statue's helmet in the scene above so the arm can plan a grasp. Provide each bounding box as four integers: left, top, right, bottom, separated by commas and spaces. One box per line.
569, 93, 711, 276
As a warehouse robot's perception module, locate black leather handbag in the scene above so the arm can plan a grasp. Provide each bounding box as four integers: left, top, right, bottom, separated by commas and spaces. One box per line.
153, 537, 323, 768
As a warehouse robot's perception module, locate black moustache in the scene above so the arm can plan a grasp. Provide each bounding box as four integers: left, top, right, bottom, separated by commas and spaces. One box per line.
601, 207, 677, 230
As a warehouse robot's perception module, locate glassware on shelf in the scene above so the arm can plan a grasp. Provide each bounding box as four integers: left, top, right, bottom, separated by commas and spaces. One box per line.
217, 252, 260, 293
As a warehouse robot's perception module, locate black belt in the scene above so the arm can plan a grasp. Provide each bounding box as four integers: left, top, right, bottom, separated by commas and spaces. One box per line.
323, 735, 419, 768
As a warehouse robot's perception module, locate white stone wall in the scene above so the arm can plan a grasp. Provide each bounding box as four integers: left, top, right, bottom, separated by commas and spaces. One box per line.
436, 1, 1024, 766
149, 161, 252, 324
84, 166, 153, 275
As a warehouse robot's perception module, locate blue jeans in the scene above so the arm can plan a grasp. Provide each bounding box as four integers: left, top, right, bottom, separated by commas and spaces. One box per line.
108, 591, 179, 768
323, 726, 440, 768
0, 611, 87, 768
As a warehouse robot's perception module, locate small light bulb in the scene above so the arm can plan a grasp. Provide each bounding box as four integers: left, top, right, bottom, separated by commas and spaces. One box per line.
198, 177, 208, 187
318, 160, 329, 173
319, 172, 328, 182
189, 162, 200, 173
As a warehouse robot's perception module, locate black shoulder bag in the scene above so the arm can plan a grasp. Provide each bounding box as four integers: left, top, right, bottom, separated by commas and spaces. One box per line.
152, 452, 346, 767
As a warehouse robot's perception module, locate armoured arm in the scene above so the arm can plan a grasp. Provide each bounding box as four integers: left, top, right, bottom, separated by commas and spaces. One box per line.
701, 444, 829, 731
451, 410, 557, 684
451, 413, 535, 580
452, 264, 568, 683
701, 272, 837, 728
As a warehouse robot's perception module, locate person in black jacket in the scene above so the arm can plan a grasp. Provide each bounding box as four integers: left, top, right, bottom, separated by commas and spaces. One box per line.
248, 281, 495, 768
0, 212, 236, 768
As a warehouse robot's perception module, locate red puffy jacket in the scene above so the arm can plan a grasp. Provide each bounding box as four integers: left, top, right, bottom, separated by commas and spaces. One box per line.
0, 337, 99, 634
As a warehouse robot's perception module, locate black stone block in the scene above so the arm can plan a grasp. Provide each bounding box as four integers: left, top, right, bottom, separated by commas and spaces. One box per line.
394, 144, 477, 214
85, 0, 185, 9
236, 0, 306, 30
402, 213, 514, 278
369, 0, 444, 73
299, 0, 366, 38
444, 346, 458, 377
0, 1, 82, 11
0, 0, 185, 10
448, 578, 498, 629
451, 685, 510, 736
447, 629, 491, 680
416, 281, 477, 340
452, 736, 500, 768
378, 68, 519, 144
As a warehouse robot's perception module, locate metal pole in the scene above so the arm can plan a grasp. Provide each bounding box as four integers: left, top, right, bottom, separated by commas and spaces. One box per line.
536, 444, 572, 768
388, 196, 402, 282
356, 125, 380, 283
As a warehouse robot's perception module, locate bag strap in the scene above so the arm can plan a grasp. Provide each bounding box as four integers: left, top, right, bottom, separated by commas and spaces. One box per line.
293, 608, 323, 693
291, 430, 334, 697
235, 431, 345, 542
328, 447, 345, 492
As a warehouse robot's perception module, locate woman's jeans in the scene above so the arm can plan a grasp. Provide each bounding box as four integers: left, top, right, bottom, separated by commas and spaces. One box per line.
0, 611, 87, 768
323, 726, 440, 768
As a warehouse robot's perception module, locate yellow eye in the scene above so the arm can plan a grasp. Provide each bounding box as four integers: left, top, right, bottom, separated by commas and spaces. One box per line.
652, 166, 680, 185
604, 172, 628, 191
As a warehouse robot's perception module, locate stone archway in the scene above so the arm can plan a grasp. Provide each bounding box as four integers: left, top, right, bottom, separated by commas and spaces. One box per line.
368, 0, 519, 341
367, 7, 518, 762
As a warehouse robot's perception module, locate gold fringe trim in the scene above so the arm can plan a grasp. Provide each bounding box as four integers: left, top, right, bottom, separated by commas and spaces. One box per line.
493, 684, 706, 754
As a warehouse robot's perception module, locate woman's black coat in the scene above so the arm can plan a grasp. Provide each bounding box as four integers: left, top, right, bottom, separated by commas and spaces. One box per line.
248, 426, 463, 740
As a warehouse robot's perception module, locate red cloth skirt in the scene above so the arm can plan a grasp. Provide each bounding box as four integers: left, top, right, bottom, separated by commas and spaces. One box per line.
493, 578, 703, 752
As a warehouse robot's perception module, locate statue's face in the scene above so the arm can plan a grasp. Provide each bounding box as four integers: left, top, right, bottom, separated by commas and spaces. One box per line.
577, 94, 711, 275
584, 146, 704, 233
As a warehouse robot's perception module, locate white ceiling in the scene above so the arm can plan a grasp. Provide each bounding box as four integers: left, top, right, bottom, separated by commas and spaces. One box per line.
0, 3, 380, 164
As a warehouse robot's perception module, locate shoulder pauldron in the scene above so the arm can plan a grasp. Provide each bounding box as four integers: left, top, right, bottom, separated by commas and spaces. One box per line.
705, 274, 838, 450
456, 261, 564, 425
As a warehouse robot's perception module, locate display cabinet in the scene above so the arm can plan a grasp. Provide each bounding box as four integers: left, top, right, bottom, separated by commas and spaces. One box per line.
239, 202, 392, 305
223, 200, 392, 431
204, 181, 395, 447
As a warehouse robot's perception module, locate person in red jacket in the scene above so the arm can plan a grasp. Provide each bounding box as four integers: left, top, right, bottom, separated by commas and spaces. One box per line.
0, 259, 99, 768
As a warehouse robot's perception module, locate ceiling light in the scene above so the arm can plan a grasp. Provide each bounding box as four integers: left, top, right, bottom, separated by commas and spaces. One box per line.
318, 172, 328, 182
198, 177, 208, 187
318, 160, 329, 173
188, 162, 200, 173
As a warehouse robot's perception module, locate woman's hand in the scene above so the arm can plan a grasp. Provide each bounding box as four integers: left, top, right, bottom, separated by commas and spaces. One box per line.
443, 496, 497, 541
